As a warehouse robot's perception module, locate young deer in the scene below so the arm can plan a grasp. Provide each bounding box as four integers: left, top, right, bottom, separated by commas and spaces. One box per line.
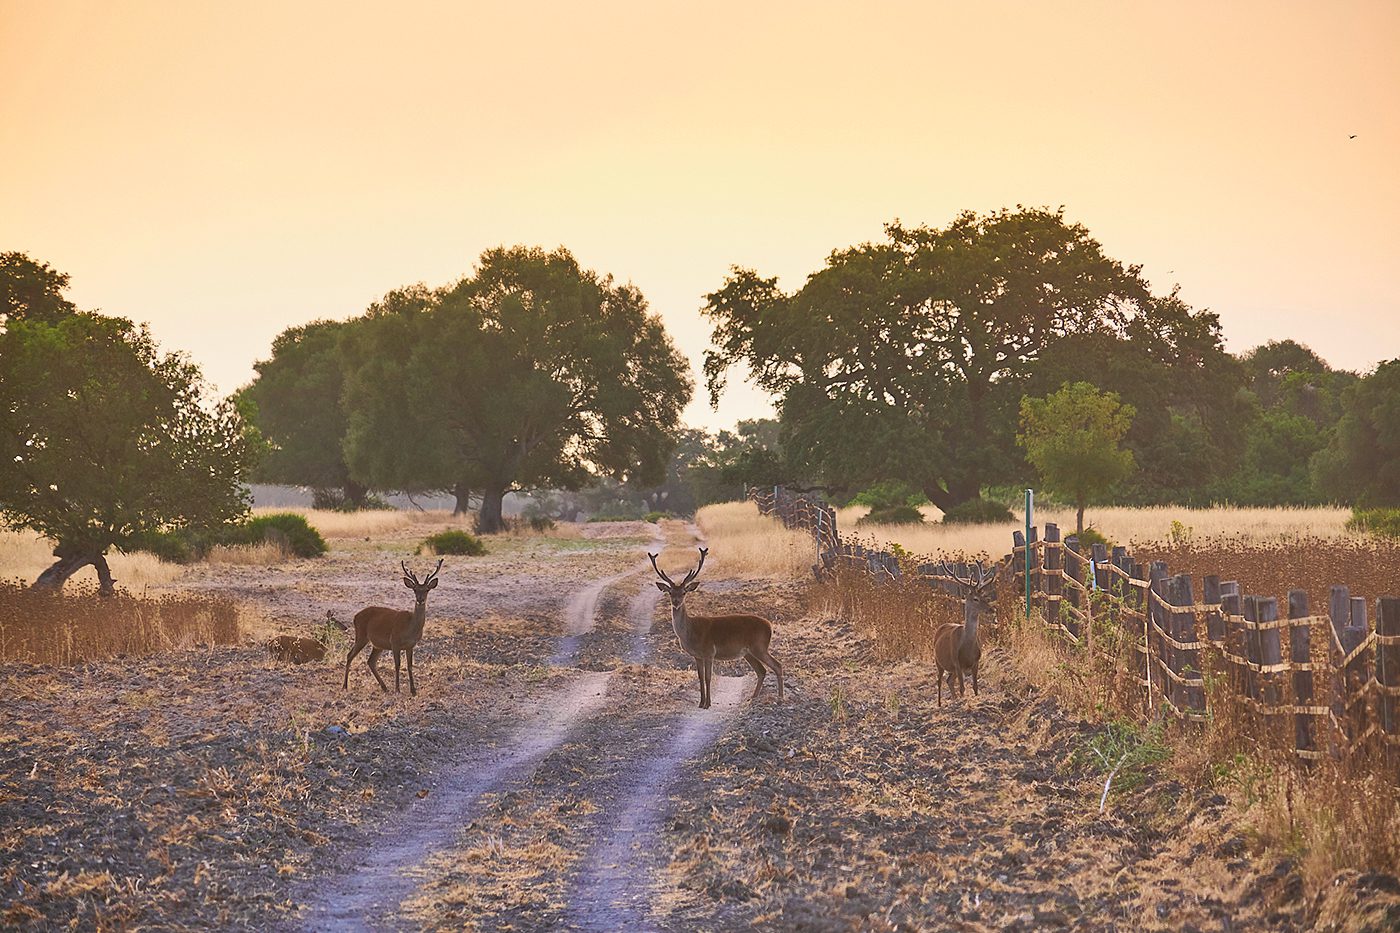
932, 562, 998, 707
651, 547, 784, 708
344, 559, 442, 696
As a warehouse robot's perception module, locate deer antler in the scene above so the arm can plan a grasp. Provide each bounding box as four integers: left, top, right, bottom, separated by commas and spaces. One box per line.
401, 561, 421, 585
681, 547, 709, 587
648, 552, 677, 586
937, 560, 996, 591
425, 558, 444, 583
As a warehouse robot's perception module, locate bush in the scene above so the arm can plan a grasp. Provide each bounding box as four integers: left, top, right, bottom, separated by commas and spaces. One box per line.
1347, 507, 1400, 538
527, 515, 556, 532
857, 505, 926, 525
128, 528, 197, 563
421, 530, 486, 556
848, 480, 926, 511
940, 499, 1015, 524
1068, 526, 1114, 551
644, 510, 673, 524
237, 513, 328, 558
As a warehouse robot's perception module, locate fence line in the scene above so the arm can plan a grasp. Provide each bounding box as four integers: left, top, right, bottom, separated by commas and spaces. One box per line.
749, 485, 1400, 767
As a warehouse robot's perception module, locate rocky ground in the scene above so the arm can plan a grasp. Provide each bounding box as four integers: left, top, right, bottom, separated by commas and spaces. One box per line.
2, 519, 1397, 931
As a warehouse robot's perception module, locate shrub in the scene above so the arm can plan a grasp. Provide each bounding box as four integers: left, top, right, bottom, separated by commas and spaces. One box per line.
857, 505, 925, 526
1347, 507, 1400, 538
940, 499, 1015, 524
527, 515, 556, 532
421, 529, 486, 556
129, 528, 197, 563
237, 513, 328, 558
644, 511, 673, 524
848, 480, 926, 511
1069, 527, 1114, 551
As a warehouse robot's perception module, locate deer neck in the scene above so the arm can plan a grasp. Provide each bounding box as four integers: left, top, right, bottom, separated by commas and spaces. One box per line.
410, 599, 428, 636
960, 601, 980, 652
671, 599, 699, 648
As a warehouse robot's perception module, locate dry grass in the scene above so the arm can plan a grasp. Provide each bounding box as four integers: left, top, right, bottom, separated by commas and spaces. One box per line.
205, 541, 291, 565
255, 506, 456, 539
0, 529, 186, 590
695, 501, 820, 580
836, 503, 1358, 562
0, 581, 242, 664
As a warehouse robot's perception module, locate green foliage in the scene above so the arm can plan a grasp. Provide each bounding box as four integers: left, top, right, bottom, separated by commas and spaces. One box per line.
1346, 508, 1400, 538
1168, 520, 1195, 547
238, 513, 328, 558
1019, 382, 1136, 533
526, 515, 556, 532
0, 279, 252, 586
703, 208, 1161, 511
1070, 526, 1114, 551
1073, 719, 1171, 803
940, 499, 1015, 524
341, 246, 693, 532
1312, 359, 1400, 506
848, 480, 925, 511
420, 530, 486, 556
644, 511, 672, 523
0, 252, 77, 326
241, 319, 369, 507
857, 505, 925, 525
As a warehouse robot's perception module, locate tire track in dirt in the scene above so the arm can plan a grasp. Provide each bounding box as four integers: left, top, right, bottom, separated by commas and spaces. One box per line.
296, 670, 613, 932
550, 526, 665, 667
562, 677, 746, 932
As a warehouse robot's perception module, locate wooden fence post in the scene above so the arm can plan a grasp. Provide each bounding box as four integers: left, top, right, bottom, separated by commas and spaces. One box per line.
1202, 575, 1223, 644
1174, 574, 1202, 713
1064, 534, 1082, 641
1044, 524, 1061, 630
1378, 597, 1400, 752
1288, 590, 1315, 759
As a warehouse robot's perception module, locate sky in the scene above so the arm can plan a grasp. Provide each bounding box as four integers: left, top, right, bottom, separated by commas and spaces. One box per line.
2, 1, 1397, 432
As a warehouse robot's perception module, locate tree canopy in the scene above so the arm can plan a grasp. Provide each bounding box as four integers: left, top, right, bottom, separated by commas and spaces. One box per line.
703, 208, 1157, 509
0, 305, 252, 592
340, 246, 692, 531
0, 252, 76, 327
1312, 359, 1400, 507
1018, 382, 1136, 534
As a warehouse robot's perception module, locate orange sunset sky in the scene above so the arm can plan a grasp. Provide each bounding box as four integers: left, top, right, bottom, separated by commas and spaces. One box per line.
2, 1, 1397, 431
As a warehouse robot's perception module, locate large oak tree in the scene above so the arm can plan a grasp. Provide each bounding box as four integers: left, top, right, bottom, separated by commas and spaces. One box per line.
342, 246, 692, 532
703, 208, 1154, 509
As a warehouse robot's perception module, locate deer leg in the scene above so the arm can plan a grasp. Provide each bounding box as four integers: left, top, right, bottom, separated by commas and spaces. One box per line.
345, 638, 367, 689
936, 664, 944, 708
367, 648, 388, 692
407, 647, 416, 697
694, 658, 706, 709
972, 662, 979, 696
754, 648, 784, 701
393, 649, 402, 693
745, 654, 767, 701
702, 657, 714, 709
955, 666, 965, 699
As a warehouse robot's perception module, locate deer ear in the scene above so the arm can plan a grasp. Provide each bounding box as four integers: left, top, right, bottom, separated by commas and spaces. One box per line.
402, 576, 415, 588
684, 581, 700, 592
655, 581, 670, 594
428, 577, 439, 590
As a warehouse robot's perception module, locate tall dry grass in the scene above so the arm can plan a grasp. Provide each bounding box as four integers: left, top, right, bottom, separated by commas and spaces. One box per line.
0, 530, 185, 590
0, 581, 242, 664
254, 506, 455, 539
838, 503, 1357, 561
695, 501, 820, 580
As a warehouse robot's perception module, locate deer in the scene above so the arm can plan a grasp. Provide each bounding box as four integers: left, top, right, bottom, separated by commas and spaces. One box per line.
344, 559, 442, 697
932, 561, 998, 707
650, 547, 784, 709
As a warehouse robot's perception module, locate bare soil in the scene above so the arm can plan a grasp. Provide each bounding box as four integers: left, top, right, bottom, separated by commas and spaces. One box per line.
2, 519, 1396, 931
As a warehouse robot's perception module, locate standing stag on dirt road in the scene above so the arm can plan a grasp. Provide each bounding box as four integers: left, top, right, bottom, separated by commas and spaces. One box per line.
933, 561, 998, 707
344, 558, 443, 696
650, 547, 785, 708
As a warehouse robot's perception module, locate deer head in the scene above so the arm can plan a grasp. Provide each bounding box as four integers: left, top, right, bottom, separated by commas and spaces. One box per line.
649, 547, 707, 609
938, 560, 999, 614
401, 559, 443, 605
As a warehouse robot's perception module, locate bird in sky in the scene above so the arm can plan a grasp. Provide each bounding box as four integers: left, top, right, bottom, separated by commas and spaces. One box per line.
1349, 134, 1358, 139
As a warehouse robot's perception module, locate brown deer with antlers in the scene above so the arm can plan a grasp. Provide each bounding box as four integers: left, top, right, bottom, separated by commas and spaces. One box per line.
650, 547, 784, 708
344, 559, 442, 696
932, 561, 998, 707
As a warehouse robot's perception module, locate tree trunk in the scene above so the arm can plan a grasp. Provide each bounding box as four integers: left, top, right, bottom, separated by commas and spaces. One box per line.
33, 545, 116, 595
343, 479, 369, 510
922, 477, 983, 514
476, 484, 508, 533
453, 481, 474, 517
1077, 502, 1086, 536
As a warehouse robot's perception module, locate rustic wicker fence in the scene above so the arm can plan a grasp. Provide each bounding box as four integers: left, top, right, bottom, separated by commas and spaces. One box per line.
749, 485, 1400, 765
1013, 523, 1400, 764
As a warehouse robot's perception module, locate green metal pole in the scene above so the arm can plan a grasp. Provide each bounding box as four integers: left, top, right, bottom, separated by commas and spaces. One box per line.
1025, 488, 1034, 619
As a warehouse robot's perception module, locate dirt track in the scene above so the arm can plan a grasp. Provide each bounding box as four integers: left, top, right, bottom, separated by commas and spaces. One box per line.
3, 520, 1397, 930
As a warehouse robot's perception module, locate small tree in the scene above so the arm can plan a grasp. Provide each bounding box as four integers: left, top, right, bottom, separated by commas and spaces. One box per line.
0, 308, 251, 593
1018, 382, 1136, 534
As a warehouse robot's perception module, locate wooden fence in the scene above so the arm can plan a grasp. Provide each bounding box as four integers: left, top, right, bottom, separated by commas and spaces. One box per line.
1013, 523, 1400, 763
749, 485, 1400, 765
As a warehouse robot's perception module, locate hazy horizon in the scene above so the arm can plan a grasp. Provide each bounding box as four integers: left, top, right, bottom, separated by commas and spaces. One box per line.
3, 1, 1397, 431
